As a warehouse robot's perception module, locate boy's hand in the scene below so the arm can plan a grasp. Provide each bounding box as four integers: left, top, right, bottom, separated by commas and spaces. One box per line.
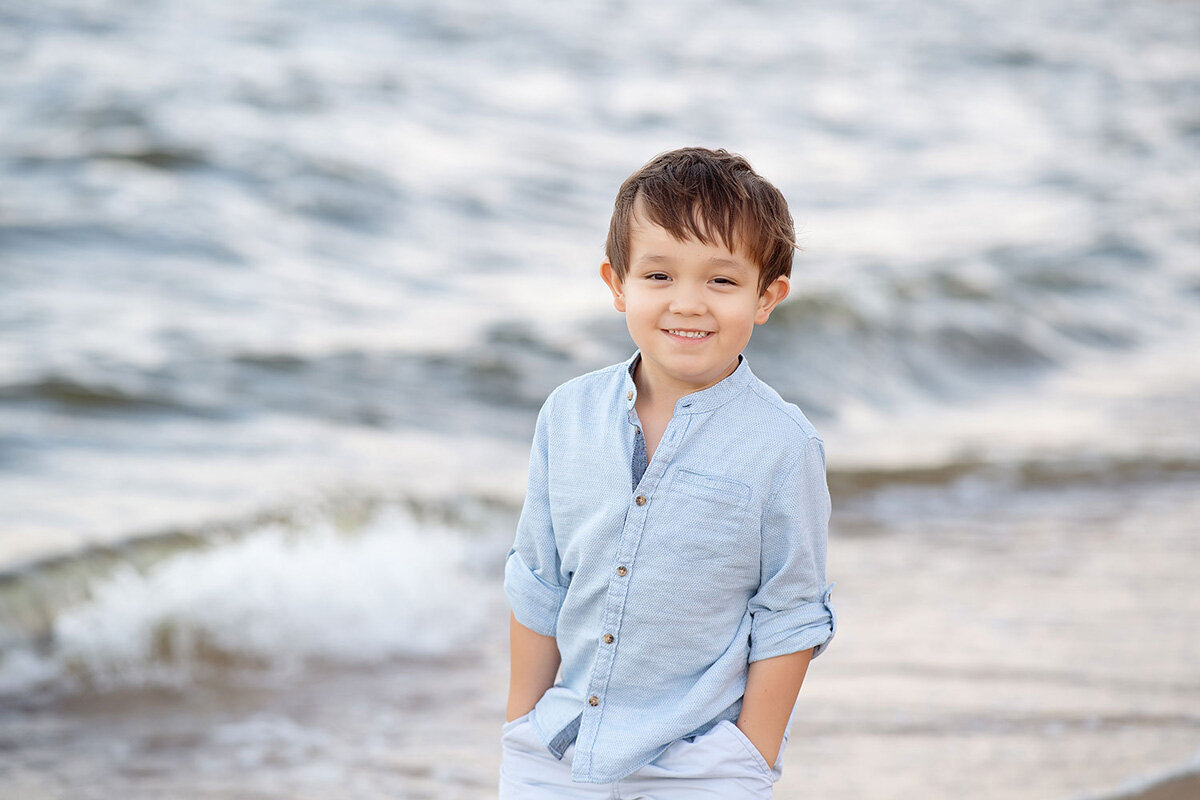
736, 648, 813, 767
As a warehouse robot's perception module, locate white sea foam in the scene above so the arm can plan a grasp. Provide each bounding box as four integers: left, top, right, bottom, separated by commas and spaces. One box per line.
0, 508, 491, 693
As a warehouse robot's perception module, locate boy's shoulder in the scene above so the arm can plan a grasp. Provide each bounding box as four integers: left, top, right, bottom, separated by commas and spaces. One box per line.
543, 358, 630, 409
741, 371, 823, 445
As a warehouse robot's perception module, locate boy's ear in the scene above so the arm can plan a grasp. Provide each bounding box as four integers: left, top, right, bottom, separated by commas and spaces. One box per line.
755, 275, 790, 324
600, 260, 626, 312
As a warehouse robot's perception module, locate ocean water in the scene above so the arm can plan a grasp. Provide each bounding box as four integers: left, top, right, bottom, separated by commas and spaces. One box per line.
1, 1, 1199, 798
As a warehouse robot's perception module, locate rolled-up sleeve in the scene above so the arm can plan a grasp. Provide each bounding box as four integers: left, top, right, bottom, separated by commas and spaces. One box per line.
503, 392, 568, 637
748, 436, 836, 662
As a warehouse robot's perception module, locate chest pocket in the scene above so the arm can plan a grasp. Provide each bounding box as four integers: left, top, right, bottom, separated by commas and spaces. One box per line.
659, 469, 758, 573
671, 469, 751, 509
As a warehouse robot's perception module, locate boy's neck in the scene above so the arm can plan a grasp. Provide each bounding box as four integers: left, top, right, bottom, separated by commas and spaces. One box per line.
631, 356, 740, 414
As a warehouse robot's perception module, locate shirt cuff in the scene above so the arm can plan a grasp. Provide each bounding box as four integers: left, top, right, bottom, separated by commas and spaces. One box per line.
503, 548, 567, 638
748, 583, 837, 663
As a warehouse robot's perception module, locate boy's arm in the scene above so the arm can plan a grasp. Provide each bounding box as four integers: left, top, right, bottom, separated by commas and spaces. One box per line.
739, 436, 836, 764
504, 391, 568, 722
506, 612, 562, 721
737, 647, 812, 765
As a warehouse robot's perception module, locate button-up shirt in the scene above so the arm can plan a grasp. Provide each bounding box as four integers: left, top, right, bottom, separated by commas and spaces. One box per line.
504, 349, 836, 783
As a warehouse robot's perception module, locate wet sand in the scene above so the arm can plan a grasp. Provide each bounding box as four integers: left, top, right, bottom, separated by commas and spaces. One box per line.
765, 476, 1200, 800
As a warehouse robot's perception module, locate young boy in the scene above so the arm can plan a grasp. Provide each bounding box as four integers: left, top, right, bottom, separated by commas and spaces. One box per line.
500, 147, 835, 798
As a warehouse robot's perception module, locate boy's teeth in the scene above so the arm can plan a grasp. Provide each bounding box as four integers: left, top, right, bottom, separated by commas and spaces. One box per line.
668, 330, 710, 338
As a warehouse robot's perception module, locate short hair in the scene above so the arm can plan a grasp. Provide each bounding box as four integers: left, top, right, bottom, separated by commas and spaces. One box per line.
605, 147, 797, 296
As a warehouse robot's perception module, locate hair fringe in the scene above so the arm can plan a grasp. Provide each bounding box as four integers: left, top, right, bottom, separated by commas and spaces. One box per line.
605, 148, 797, 295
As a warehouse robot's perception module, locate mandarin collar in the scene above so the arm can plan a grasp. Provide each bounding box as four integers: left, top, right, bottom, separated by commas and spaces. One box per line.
621, 349, 753, 416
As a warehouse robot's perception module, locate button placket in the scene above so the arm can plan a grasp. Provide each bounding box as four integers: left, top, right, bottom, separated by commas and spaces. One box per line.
575, 412, 692, 778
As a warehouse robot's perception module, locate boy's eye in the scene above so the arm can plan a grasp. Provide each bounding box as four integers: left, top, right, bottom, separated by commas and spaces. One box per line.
646, 272, 670, 281
712, 277, 736, 286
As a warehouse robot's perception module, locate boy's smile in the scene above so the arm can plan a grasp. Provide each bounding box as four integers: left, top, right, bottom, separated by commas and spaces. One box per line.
601, 210, 790, 403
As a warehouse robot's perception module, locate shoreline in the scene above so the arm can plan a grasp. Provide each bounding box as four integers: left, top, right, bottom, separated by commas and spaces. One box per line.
2, 472, 1197, 798
1095, 770, 1200, 800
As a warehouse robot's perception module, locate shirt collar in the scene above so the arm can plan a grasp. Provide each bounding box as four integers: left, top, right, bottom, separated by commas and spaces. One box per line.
622, 349, 754, 416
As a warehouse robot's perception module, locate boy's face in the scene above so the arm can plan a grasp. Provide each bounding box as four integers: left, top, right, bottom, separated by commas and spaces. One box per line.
600, 211, 789, 399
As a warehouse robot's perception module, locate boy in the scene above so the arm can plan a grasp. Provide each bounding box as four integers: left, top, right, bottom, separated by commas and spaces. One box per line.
500, 147, 835, 798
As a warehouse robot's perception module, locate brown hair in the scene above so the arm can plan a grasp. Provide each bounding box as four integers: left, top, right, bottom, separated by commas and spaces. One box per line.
605, 147, 797, 295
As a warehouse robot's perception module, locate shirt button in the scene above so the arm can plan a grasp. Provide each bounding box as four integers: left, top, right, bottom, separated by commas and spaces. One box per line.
635, 495, 647, 506
627, 390, 634, 400
616, 565, 628, 576
589, 696, 600, 706
603, 633, 614, 644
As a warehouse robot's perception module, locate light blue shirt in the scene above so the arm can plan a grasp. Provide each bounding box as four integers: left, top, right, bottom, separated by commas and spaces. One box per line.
504, 349, 836, 784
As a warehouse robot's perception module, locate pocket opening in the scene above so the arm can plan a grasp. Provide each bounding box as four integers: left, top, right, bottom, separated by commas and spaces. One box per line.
718, 719, 774, 778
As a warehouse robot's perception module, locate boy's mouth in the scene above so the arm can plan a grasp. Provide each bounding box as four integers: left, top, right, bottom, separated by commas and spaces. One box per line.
664, 329, 713, 340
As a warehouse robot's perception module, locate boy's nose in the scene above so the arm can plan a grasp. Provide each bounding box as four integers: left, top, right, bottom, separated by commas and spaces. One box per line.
668, 284, 707, 315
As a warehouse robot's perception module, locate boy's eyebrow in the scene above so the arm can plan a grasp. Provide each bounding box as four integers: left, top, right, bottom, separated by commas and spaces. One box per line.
706, 256, 748, 271
633, 254, 750, 271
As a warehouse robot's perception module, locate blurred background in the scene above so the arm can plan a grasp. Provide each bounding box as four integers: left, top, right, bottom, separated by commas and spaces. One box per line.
1, 1, 1198, 798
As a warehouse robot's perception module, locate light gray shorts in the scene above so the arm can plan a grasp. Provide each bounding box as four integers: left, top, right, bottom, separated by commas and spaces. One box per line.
498, 712, 786, 799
